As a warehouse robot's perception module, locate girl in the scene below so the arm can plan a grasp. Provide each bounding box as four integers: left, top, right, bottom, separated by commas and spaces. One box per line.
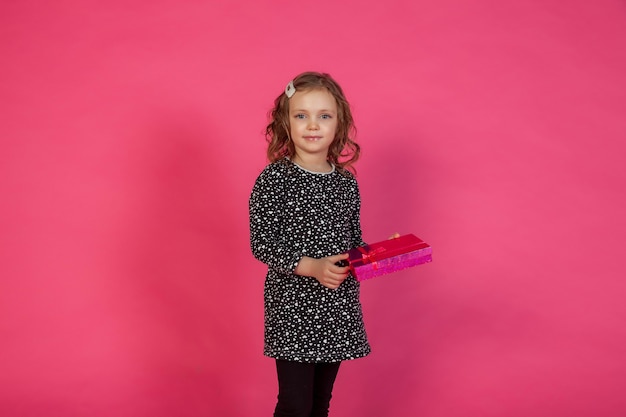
249, 72, 369, 417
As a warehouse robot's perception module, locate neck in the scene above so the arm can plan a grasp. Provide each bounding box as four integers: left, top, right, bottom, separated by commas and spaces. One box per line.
292, 154, 332, 173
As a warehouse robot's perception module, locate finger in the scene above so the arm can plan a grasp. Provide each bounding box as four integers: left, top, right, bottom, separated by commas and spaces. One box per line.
329, 263, 350, 273
323, 278, 343, 289
328, 253, 349, 262
324, 271, 348, 284
318, 279, 336, 289
330, 271, 349, 281
320, 279, 340, 290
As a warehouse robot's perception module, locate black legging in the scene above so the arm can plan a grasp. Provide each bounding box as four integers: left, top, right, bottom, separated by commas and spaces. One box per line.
274, 359, 342, 417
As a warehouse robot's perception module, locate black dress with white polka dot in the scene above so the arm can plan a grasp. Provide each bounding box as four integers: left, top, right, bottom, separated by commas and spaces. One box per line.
249, 158, 371, 363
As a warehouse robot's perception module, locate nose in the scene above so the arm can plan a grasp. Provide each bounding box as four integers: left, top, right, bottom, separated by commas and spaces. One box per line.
307, 118, 319, 130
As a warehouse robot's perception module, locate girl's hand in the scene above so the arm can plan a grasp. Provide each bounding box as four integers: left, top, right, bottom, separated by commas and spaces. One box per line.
388, 232, 400, 239
294, 253, 350, 290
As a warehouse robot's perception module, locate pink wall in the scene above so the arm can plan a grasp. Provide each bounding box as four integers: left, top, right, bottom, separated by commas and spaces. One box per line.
2, 1, 625, 416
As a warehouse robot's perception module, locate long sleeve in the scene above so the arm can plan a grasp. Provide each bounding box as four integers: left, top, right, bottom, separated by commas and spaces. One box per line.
249, 165, 302, 274
350, 178, 366, 248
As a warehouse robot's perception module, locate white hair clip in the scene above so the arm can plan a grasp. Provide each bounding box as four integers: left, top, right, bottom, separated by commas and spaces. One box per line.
285, 81, 296, 98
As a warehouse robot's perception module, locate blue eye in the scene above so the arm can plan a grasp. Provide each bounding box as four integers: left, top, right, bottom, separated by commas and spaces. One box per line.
295, 114, 306, 119
320, 114, 332, 119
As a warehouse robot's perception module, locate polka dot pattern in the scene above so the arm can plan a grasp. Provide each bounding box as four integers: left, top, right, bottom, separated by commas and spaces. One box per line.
249, 159, 371, 363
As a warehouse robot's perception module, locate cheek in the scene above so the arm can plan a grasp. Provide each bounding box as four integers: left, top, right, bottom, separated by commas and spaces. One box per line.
328, 122, 339, 136
290, 119, 303, 130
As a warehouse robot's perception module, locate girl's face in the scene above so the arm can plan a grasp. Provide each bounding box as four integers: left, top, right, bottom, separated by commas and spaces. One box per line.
288, 88, 338, 162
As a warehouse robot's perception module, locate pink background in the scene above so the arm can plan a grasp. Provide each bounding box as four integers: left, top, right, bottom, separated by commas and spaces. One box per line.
2, 1, 625, 416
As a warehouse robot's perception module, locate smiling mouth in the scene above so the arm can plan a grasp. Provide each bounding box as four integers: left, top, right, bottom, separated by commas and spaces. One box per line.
304, 136, 322, 141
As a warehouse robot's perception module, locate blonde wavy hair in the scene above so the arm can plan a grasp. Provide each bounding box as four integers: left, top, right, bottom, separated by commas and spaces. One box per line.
265, 71, 360, 174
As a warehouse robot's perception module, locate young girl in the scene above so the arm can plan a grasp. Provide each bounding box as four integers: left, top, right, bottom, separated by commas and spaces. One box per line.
249, 72, 370, 417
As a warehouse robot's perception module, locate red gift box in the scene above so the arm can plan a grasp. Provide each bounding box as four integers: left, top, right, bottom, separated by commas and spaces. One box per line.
347, 234, 432, 281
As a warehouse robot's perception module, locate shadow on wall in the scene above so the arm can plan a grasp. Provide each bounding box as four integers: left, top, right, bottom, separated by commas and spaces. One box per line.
342, 136, 434, 416
109, 114, 244, 416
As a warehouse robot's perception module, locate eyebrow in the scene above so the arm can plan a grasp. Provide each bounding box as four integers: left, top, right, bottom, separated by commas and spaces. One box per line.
291, 109, 337, 113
